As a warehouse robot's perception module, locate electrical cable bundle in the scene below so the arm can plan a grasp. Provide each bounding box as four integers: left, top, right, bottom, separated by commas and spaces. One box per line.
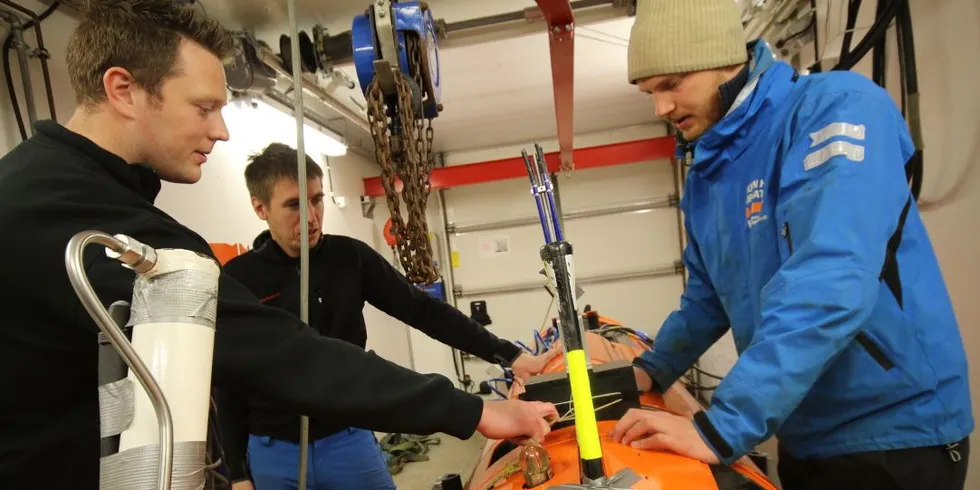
2, 0, 59, 140
808, 0, 922, 201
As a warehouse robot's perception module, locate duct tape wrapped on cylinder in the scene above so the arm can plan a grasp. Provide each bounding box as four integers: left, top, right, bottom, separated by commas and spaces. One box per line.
100, 441, 209, 490
127, 266, 218, 327
99, 378, 135, 438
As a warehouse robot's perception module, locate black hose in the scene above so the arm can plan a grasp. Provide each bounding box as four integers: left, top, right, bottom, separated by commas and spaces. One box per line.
22, 1, 59, 24
907, 151, 923, 200
896, 18, 908, 116
809, 0, 820, 69
871, 0, 890, 87
0, 0, 60, 122
840, 0, 862, 58
1, 1, 60, 141
895, 0, 919, 95
775, 15, 815, 49
832, 0, 901, 71
818, 0, 922, 200
895, 0, 922, 200
3, 33, 27, 140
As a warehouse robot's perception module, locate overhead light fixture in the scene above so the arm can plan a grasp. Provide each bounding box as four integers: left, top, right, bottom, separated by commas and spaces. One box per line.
222, 97, 348, 157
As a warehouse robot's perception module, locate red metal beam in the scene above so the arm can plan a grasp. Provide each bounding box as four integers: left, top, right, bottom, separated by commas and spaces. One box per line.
536, 0, 576, 172
363, 136, 676, 197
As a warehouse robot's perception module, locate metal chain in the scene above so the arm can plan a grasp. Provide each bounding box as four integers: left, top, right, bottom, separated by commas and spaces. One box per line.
365, 31, 438, 285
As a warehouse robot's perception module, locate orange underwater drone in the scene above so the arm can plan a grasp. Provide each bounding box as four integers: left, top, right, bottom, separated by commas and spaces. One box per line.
455, 145, 778, 490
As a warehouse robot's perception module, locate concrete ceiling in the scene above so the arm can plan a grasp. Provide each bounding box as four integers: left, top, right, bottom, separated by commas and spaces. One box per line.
199, 0, 656, 156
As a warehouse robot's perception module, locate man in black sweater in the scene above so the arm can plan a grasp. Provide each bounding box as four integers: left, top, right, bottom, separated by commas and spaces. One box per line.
219, 143, 559, 489
0, 2, 556, 488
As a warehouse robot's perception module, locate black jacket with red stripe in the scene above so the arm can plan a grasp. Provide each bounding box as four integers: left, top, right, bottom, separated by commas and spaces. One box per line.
217, 230, 521, 481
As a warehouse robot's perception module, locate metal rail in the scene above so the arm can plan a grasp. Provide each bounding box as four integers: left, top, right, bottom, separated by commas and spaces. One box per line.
315, 1, 634, 62
65, 231, 172, 490
256, 44, 370, 134
447, 195, 677, 235
453, 261, 683, 298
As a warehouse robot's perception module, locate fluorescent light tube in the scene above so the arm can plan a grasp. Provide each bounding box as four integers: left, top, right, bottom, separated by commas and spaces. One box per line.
223, 98, 348, 157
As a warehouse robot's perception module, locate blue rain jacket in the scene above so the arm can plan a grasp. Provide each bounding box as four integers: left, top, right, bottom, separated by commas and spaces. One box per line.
633, 40, 973, 464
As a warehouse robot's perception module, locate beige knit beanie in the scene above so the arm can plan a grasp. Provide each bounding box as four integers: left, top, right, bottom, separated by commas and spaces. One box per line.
628, 0, 749, 83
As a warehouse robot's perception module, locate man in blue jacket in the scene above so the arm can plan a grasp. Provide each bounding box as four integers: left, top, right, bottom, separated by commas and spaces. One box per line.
611, 1, 973, 489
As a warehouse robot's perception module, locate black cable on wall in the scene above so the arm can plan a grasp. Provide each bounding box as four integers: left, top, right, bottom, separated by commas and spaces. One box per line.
2, 1, 60, 141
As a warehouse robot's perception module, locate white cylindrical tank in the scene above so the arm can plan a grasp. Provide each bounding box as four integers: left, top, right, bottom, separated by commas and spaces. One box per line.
103, 247, 221, 490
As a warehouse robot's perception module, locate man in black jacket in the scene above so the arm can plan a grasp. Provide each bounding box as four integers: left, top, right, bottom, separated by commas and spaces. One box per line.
219, 143, 559, 489
0, 2, 556, 488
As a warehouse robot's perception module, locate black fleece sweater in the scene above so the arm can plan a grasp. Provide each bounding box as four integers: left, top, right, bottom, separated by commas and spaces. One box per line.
0, 121, 484, 489
218, 230, 522, 481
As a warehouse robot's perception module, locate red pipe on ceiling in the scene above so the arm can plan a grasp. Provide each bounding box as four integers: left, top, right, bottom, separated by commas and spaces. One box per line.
535, 0, 576, 172
362, 136, 676, 197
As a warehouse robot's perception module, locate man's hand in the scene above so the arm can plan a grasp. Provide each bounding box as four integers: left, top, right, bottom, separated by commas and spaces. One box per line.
610, 408, 720, 464
231, 481, 254, 490
477, 399, 558, 444
510, 347, 561, 383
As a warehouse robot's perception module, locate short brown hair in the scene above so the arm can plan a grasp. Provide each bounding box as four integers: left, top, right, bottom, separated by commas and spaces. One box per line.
245, 143, 324, 204
66, 0, 234, 106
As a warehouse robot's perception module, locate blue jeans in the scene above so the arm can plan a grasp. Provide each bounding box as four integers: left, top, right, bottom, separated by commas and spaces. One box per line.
247, 428, 396, 490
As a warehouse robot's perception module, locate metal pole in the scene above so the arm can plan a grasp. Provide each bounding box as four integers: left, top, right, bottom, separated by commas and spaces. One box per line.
438, 185, 464, 385
523, 149, 553, 244
437, 152, 469, 387
540, 241, 604, 482
535, 145, 563, 241
287, 0, 311, 487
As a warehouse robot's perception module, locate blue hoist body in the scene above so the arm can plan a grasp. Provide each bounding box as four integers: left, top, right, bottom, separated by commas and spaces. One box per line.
351, 0, 442, 119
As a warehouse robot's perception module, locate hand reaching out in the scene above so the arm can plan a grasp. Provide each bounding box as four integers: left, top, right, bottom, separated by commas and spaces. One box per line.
609, 408, 720, 464
510, 347, 562, 383
477, 399, 559, 444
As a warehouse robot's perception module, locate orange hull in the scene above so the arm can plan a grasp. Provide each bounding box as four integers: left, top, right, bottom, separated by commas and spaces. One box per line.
464, 329, 777, 490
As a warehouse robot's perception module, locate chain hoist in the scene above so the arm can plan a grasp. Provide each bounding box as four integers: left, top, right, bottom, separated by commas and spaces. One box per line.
354, 1, 442, 285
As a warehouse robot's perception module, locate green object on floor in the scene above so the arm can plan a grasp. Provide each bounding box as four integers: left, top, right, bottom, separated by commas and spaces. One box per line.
379, 433, 442, 475
484, 462, 522, 489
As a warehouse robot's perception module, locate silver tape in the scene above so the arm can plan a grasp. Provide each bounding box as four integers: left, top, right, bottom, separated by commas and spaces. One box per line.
128, 269, 218, 328
100, 441, 208, 490
99, 378, 134, 438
